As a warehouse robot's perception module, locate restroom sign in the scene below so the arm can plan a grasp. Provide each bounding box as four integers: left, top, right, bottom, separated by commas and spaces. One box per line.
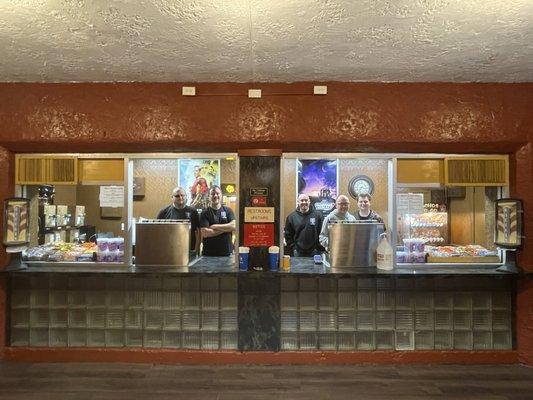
244, 207, 275, 223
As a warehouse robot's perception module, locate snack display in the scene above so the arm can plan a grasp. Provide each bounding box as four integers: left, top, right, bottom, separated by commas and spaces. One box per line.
23, 242, 98, 262
424, 245, 500, 263
399, 212, 448, 248
407, 212, 447, 244
426, 245, 497, 258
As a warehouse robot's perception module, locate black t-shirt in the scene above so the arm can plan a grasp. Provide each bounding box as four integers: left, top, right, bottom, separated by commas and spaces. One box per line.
199, 206, 235, 256
156, 205, 200, 250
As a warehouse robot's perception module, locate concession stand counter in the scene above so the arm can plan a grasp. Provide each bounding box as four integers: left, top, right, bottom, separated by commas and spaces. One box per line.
1, 151, 519, 363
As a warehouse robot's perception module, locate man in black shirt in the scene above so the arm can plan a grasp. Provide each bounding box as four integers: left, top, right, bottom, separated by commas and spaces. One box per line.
156, 187, 200, 253
200, 186, 236, 256
284, 193, 324, 257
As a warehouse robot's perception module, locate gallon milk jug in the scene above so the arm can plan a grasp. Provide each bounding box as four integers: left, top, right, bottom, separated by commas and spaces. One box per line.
376, 233, 393, 270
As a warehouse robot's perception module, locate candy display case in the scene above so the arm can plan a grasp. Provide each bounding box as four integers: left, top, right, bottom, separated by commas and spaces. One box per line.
399, 212, 448, 245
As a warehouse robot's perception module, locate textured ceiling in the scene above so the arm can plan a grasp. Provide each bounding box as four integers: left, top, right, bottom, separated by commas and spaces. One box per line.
1, 0, 532, 82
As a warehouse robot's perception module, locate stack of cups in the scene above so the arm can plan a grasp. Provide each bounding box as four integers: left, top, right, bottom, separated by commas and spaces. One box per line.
268, 246, 280, 271
96, 238, 108, 262
97, 237, 125, 263
402, 238, 426, 263
238, 246, 250, 271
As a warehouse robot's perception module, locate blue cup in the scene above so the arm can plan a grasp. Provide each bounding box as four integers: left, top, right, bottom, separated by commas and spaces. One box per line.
268, 246, 280, 271
238, 247, 249, 271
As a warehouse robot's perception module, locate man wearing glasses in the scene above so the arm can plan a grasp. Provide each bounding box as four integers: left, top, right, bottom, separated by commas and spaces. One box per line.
319, 195, 356, 250
157, 187, 200, 254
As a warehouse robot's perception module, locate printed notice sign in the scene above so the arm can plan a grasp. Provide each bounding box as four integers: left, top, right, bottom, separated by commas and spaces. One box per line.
244, 207, 275, 223
243, 223, 275, 247
396, 193, 424, 215
99, 186, 124, 208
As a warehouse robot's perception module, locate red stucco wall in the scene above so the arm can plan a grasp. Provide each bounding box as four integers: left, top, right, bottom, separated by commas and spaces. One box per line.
0, 82, 532, 364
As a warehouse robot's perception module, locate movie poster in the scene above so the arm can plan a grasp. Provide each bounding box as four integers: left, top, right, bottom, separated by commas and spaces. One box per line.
178, 159, 220, 209
297, 159, 338, 216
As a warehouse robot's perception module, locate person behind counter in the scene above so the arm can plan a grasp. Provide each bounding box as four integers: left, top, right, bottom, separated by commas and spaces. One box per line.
319, 195, 356, 250
156, 186, 200, 253
355, 193, 384, 223
200, 185, 236, 256
284, 193, 324, 257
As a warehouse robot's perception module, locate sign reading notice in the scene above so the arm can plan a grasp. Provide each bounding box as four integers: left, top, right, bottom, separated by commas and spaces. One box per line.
244, 207, 275, 223
243, 223, 275, 247
396, 193, 424, 215
99, 186, 124, 208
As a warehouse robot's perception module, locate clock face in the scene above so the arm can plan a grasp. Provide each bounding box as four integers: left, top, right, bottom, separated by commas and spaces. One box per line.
348, 175, 374, 199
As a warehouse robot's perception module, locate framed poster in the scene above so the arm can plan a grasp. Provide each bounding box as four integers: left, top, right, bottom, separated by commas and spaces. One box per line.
178, 159, 220, 209
297, 159, 337, 216
495, 198, 523, 248
3, 198, 30, 246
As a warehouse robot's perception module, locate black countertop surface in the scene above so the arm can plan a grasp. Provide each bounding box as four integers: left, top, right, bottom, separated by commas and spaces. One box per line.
2, 255, 522, 276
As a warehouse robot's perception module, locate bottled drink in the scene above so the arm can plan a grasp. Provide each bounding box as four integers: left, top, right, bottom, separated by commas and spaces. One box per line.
376, 233, 393, 270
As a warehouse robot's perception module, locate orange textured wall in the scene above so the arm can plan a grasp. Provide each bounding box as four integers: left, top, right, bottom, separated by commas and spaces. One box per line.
0, 82, 532, 364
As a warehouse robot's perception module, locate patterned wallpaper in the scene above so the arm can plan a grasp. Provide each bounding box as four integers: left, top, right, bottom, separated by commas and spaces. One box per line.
132, 158, 237, 219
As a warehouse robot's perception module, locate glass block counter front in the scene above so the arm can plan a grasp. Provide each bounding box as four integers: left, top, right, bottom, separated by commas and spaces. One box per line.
8, 271, 514, 353
280, 276, 513, 351
9, 275, 238, 349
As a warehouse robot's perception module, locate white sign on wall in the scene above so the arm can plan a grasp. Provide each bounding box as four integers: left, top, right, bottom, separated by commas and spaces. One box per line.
99, 186, 124, 208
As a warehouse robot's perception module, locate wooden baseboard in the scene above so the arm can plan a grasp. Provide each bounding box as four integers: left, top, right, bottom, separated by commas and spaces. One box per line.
3, 347, 518, 365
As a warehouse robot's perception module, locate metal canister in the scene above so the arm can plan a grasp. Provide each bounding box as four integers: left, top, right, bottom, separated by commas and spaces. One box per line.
282, 255, 291, 271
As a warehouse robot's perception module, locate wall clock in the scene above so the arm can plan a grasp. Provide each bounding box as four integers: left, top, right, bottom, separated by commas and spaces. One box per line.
348, 175, 374, 199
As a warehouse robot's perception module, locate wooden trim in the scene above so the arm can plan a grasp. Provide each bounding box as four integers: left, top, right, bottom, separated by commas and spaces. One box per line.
238, 149, 282, 157
3, 347, 518, 365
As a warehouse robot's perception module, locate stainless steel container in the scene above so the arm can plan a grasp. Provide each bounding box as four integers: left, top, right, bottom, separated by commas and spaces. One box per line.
135, 220, 190, 266
328, 222, 385, 267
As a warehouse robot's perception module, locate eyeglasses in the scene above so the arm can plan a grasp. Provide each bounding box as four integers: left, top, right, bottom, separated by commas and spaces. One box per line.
173, 194, 186, 198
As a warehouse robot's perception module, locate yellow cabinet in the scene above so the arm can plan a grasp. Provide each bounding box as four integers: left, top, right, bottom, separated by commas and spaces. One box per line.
397, 159, 444, 184
16, 155, 77, 185
78, 159, 124, 184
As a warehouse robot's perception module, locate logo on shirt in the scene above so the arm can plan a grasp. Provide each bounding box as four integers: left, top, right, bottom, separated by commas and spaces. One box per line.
310, 217, 316, 225
221, 211, 227, 219
185, 212, 190, 218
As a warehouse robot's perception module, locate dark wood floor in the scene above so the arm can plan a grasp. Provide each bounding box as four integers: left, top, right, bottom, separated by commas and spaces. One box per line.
0, 362, 532, 399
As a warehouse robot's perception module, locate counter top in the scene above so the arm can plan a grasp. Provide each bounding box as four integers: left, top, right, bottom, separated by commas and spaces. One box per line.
2, 255, 522, 276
